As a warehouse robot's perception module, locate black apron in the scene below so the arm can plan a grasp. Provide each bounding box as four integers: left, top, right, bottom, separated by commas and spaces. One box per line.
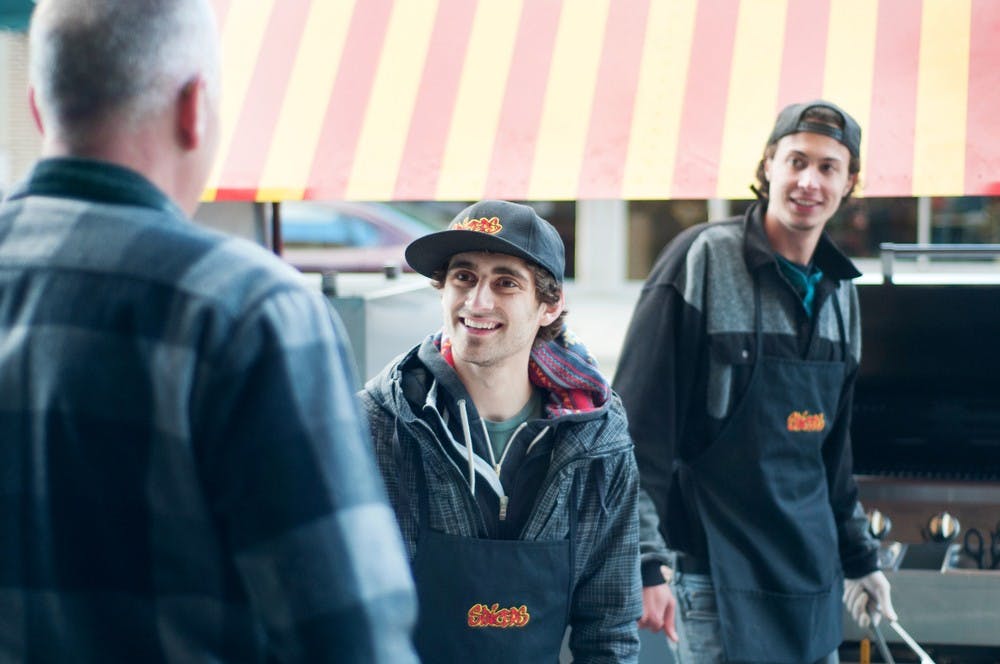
680, 277, 847, 663
411, 466, 576, 663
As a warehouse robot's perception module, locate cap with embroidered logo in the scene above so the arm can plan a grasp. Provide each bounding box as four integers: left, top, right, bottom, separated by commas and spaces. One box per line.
405, 200, 565, 283
767, 100, 861, 158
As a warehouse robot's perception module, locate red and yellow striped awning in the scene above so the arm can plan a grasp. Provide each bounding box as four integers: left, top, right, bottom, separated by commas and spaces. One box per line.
203, 0, 1000, 202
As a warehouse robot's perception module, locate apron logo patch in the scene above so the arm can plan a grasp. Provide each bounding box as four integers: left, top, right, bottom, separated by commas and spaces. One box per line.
786, 410, 825, 432
467, 603, 531, 628
452, 216, 503, 234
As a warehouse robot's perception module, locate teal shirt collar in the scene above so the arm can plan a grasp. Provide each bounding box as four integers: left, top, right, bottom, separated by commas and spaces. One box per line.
776, 254, 824, 317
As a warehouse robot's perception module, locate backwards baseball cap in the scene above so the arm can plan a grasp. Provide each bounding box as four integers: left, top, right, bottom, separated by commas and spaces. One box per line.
767, 100, 861, 158
405, 200, 565, 283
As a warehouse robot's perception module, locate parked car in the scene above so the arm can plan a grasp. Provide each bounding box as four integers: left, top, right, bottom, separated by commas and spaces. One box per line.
279, 201, 442, 274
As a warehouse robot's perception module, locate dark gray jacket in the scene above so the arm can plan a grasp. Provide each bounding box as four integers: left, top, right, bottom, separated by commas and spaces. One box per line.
614, 202, 879, 585
361, 333, 642, 663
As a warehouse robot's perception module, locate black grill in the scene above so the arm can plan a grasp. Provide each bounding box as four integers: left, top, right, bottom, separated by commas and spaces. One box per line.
851, 283, 1000, 480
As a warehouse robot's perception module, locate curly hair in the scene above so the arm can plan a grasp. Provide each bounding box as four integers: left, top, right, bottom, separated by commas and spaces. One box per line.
430, 257, 567, 342
754, 106, 861, 202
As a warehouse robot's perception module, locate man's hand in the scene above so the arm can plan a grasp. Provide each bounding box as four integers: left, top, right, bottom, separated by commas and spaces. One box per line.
637, 566, 678, 642
843, 570, 897, 629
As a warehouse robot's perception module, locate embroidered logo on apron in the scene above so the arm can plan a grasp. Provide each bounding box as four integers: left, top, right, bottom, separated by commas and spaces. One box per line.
452, 216, 503, 234
467, 603, 531, 628
786, 410, 826, 432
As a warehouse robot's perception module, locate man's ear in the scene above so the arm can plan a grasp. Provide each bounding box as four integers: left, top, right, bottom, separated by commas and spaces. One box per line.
844, 173, 857, 198
539, 290, 565, 327
176, 76, 206, 150
28, 86, 45, 135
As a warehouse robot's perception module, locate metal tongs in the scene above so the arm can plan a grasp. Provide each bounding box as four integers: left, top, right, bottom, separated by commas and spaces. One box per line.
870, 617, 937, 664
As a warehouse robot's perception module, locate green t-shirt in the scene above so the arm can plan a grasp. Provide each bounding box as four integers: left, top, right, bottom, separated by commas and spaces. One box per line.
483, 388, 543, 464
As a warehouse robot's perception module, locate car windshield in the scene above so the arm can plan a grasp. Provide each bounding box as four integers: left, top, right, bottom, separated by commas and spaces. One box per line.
280, 202, 437, 247
278, 201, 452, 274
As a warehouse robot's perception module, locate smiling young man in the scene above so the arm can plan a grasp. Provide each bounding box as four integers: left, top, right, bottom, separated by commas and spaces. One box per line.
360, 200, 642, 662
614, 101, 896, 663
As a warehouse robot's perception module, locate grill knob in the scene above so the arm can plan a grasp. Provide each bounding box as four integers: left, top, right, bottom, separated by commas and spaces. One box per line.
925, 511, 961, 542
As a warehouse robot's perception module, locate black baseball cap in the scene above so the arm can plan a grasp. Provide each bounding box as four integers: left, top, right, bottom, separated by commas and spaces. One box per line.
767, 100, 861, 158
405, 200, 565, 283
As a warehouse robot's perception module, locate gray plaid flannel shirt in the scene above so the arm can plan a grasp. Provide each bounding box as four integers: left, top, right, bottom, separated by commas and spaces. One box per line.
0, 158, 417, 663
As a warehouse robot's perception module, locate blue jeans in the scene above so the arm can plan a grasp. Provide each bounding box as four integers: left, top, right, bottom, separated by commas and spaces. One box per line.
670, 571, 839, 664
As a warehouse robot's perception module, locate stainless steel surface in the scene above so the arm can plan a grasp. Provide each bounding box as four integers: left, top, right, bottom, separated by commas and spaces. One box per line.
879, 243, 1000, 281
843, 565, 1000, 646
319, 274, 441, 380
856, 477, 1000, 505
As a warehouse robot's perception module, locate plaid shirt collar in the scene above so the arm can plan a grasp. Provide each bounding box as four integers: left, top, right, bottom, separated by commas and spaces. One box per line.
7, 157, 184, 217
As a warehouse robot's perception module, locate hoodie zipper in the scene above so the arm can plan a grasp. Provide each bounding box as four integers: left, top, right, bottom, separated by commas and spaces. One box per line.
490, 423, 550, 522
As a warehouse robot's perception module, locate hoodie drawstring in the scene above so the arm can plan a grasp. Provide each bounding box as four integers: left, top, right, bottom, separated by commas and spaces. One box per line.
457, 399, 475, 497
455, 399, 553, 524
523, 426, 550, 460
